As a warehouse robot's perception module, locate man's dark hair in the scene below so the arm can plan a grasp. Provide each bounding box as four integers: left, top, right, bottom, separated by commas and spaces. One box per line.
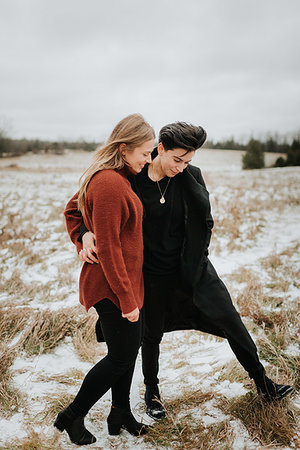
159, 122, 207, 152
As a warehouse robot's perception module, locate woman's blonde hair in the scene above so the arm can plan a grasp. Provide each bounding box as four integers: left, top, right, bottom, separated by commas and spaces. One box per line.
78, 113, 155, 214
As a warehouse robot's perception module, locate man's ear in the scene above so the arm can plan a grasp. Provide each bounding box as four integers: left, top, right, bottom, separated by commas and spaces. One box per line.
157, 142, 165, 155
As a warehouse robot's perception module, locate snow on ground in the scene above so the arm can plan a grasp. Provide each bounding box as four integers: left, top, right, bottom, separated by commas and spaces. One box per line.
0, 150, 299, 449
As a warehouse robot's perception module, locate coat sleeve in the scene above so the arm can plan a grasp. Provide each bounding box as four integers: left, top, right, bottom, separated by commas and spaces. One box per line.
188, 165, 214, 255
64, 191, 83, 254
87, 175, 138, 315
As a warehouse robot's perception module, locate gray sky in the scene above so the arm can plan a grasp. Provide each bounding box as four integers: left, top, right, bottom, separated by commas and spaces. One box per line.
1, 0, 300, 142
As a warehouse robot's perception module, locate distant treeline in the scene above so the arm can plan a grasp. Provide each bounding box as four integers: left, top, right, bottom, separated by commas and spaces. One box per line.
1, 131, 299, 167
204, 136, 300, 168
0, 134, 100, 157
204, 136, 297, 153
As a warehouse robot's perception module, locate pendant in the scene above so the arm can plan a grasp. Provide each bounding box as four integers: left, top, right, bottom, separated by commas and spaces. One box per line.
160, 196, 165, 204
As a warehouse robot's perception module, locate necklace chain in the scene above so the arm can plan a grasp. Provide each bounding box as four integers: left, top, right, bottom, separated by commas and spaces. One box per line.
156, 178, 171, 204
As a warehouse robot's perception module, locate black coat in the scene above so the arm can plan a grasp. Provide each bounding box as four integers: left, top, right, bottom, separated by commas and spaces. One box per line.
177, 165, 237, 332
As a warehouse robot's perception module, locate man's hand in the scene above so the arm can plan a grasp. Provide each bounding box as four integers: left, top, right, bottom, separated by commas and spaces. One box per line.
79, 231, 98, 264
122, 307, 139, 322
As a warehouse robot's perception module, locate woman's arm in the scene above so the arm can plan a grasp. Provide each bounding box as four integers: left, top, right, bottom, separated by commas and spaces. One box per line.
64, 192, 98, 263
64, 191, 84, 254
87, 173, 139, 316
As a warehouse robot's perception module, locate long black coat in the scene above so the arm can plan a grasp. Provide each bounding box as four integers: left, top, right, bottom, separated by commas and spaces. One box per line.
172, 164, 238, 335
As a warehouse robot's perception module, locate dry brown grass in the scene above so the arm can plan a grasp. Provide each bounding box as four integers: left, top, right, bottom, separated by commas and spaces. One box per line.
0, 345, 24, 416
257, 337, 300, 388
217, 392, 298, 447
41, 392, 75, 424
20, 309, 77, 356
72, 311, 105, 362
36, 369, 85, 386
144, 390, 234, 449
234, 272, 297, 345
5, 428, 63, 449
1, 269, 33, 299
217, 360, 250, 386
0, 306, 31, 340
56, 261, 78, 288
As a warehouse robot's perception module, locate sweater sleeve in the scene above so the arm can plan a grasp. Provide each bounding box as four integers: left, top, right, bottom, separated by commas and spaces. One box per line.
64, 191, 83, 254
87, 174, 139, 315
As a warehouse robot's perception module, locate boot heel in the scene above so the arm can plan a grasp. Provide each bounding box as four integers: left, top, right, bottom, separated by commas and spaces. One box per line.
108, 423, 121, 435
54, 413, 65, 432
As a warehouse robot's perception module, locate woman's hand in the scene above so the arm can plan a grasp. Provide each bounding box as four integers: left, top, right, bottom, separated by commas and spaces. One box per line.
122, 307, 139, 322
79, 232, 98, 264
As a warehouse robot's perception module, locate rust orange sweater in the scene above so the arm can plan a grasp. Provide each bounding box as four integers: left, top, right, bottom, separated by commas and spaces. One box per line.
64, 169, 144, 314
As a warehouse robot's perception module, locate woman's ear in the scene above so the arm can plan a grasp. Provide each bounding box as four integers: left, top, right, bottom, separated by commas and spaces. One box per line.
119, 143, 127, 156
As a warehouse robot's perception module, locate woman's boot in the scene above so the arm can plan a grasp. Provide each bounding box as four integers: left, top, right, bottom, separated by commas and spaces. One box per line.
107, 406, 148, 436
54, 405, 96, 445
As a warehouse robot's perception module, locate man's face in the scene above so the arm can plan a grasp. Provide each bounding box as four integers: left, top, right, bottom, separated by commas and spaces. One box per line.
158, 143, 195, 177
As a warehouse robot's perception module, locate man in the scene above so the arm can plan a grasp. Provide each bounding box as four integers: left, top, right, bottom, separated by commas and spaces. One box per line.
77, 122, 293, 420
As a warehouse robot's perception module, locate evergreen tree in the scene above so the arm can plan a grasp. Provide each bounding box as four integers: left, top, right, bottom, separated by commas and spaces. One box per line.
286, 139, 300, 166
242, 139, 265, 169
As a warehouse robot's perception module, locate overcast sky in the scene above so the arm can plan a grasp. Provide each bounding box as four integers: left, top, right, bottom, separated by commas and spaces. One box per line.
0, 0, 299, 142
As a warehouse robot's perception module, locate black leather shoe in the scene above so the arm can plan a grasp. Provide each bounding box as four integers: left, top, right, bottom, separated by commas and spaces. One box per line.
107, 406, 148, 436
255, 375, 294, 400
145, 385, 166, 420
54, 406, 96, 445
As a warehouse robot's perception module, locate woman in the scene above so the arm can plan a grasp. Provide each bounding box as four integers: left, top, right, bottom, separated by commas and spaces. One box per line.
54, 114, 155, 445
76, 122, 293, 421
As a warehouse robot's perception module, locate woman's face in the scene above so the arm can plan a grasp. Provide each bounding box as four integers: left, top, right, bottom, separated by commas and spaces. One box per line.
158, 143, 195, 177
122, 139, 154, 173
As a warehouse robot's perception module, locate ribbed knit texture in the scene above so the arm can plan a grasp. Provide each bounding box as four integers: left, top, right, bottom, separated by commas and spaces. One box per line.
64, 169, 144, 314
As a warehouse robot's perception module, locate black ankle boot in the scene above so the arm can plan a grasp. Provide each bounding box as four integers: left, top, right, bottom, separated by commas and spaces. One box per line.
145, 384, 166, 420
54, 405, 96, 445
107, 406, 148, 436
254, 375, 294, 400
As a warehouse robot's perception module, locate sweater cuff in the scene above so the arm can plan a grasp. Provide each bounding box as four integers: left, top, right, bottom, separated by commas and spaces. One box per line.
75, 241, 83, 254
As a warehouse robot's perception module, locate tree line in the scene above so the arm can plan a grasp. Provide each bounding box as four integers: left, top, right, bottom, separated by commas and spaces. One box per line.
0, 132, 98, 157
239, 138, 300, 169
1, 130, 299, 169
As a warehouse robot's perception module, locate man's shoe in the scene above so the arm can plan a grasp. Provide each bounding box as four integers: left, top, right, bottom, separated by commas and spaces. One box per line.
145, 385, 166, 420
255, 375, 294, 400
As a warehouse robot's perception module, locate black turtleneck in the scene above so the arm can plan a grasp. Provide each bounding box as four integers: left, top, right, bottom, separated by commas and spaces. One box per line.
134, 165, 184, 275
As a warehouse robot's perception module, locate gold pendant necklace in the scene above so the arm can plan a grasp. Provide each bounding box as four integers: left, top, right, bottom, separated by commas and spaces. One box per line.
157, 178, 171, 204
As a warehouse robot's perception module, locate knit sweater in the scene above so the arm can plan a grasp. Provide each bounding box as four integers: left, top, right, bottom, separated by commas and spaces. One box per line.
64, 168, 144, 314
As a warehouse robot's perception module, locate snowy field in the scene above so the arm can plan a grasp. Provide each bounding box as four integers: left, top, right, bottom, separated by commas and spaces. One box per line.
0, 149, 299, 449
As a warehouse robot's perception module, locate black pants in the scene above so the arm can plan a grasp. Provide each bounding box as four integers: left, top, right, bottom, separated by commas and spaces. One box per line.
70, 299, 141, 417
141, 272, 264, 386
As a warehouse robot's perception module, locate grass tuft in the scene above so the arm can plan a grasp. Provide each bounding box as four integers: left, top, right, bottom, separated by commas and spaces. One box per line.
72, 311, 105, 362
20, 309, 77, 356
5, 427, 63, 449
257, 337, 300, 387
217, 392, 298, 447
0, 345, 24, 416
0, 306, 31, 341
36, 369, 85, 386
144, 390, 235, 449
42, 392, 75, 424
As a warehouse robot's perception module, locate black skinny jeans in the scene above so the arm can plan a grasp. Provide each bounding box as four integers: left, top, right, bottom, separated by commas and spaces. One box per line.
70, 299, 141, 417
142, 273, 264, 386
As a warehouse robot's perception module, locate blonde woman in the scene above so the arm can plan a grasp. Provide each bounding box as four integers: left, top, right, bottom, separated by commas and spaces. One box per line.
54, 114, 155, 445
